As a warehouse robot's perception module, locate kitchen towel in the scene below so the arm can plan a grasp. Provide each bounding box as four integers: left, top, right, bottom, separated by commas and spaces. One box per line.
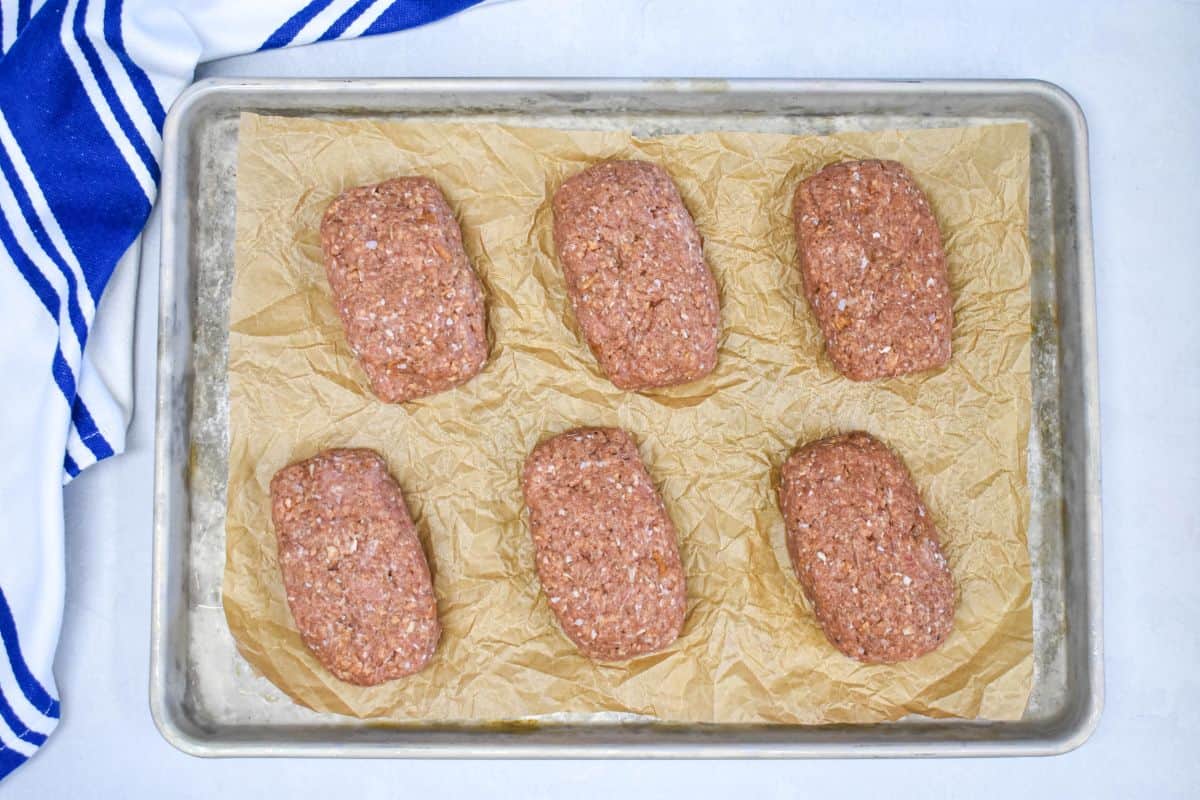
0, 0, 483, 780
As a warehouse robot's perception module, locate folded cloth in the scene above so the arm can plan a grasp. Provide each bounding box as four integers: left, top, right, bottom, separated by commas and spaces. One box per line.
0, 0, 483, 779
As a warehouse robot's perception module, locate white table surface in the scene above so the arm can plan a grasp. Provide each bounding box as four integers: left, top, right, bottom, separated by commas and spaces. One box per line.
8, 0, 1199, 797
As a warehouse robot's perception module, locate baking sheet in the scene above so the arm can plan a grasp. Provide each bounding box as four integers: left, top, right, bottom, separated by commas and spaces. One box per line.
222, 113, 1033, 724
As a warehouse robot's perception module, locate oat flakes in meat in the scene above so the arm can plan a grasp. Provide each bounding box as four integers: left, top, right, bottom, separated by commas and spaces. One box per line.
521, 427, 687, 661
792, 160, 952, 381
778, 432, 955, 663
552, 160, 720, 391
320, 177, 488, 403
270, 449, 440, 684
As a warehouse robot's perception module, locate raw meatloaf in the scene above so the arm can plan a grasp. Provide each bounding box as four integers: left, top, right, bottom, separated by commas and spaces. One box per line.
269, 449, 440, 684
778, 432, 955, 663
320, 177, 487, 403
552, 160, 720, 390
521, 427, 687, 660
792, 159, 953, 381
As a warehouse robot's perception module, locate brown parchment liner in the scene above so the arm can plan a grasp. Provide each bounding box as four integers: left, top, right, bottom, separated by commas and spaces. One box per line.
222, 113, 1033, 724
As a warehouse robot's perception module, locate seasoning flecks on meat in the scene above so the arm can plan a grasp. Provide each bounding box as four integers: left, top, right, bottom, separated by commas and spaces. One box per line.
521, 427, 687, 661
320, 177, 488, 403
792, 160, 952, 381
552, 161, 720, 390
778, 432, 955, 663
270, 448, 440, 684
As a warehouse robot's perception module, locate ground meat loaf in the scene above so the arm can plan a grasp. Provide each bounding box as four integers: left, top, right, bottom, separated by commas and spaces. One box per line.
552, 160, 720, 391
320, 177, 487, 403
778, 432, 955, 663
269, 449, 440, 684
792, 160, 953, 381
521, 427, 687, 660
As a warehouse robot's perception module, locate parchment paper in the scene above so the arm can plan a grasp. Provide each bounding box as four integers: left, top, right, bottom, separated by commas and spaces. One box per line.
223, 113, 1033, 724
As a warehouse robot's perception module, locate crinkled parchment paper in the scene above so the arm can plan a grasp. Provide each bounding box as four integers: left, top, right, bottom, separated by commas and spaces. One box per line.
223, 113, 1032, 724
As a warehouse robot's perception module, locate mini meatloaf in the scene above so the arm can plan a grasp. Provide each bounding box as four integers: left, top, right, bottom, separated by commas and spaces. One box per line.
269, 449, 440, 684
778, 432, 955, 663
320, 177, 487, 403
792, 160, 953, 381
520, 427, 687, 660
552, 160, 720, 390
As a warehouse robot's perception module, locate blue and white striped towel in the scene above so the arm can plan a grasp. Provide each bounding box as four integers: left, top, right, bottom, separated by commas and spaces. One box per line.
0, 0, 483, 779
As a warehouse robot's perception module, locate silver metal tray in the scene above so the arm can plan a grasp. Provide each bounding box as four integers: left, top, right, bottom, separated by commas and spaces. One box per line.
151, 78, 1102, 758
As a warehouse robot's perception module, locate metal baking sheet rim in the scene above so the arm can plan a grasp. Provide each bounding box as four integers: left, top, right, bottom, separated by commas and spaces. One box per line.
151, 77, 1103, 758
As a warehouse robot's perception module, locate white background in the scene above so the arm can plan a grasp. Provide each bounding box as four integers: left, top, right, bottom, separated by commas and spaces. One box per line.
7, 0, 1199, 797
